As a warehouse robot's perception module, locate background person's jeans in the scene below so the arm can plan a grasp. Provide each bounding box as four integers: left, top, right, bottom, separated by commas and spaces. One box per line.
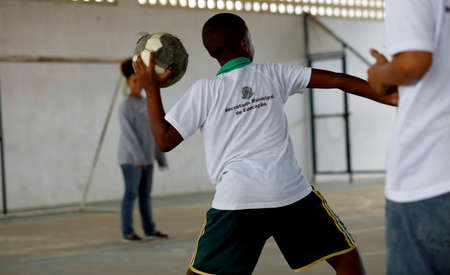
120, 164, 155, 237
386, 192, 450, 275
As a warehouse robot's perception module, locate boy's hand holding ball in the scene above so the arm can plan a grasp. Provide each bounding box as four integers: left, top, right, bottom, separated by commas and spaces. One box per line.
134, 52, 171, 92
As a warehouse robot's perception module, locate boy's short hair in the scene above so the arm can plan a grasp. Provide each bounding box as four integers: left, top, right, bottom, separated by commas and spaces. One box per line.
120, 58, 135, 80
202, 13, 248, 60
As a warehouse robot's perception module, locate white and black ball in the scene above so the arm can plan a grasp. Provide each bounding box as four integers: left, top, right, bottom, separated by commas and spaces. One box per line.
132, 32, 188, 88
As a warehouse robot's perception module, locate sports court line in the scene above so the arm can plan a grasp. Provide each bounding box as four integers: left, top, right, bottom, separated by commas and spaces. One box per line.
362, 251, 386, 256
351, 226, 385, 234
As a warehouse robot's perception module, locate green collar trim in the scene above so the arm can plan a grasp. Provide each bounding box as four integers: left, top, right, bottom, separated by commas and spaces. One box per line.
216, 57, 252, 76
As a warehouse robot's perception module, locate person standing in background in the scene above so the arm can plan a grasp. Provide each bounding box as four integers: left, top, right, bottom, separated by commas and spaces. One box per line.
118, 58, 169, 242
368, 1, 450, 274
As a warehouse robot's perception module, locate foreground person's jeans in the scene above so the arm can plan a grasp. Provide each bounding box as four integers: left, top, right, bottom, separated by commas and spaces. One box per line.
386, 192, 450, 275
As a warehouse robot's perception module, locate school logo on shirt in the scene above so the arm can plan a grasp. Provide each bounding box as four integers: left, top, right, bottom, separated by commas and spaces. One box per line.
241, 86, 254, 100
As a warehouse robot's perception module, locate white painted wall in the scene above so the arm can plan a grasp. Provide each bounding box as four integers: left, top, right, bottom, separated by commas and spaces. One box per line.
314, 18, 396, 173
0, 0, 395, 210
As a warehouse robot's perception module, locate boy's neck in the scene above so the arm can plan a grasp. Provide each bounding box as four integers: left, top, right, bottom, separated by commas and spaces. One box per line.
218, 54, 251, 66
216, 57, 252, 76
129, 93, 142, 99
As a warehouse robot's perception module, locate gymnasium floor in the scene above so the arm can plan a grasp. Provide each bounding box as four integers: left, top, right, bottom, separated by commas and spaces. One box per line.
0, 179, 387, 275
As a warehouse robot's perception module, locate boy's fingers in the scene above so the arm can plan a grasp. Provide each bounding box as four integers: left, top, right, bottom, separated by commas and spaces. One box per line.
370, 48, 380, 58
149, 51, 155, 69
370, 49, 385, 62
370, 48, 388, 63
385, 85, 397, 94
135, 55, 145, 72
161, 68, 172, 81
386, 89, 399, 106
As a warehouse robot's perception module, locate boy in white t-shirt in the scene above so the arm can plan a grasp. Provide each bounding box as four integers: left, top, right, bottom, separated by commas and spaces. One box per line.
135, 13, 396, 275
368, 0, 450, 274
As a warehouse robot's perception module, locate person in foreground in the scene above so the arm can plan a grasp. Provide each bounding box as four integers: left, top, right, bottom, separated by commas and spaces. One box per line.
367, 1, 450, 274
118, 58, 169, 242
135, 13, 397, 275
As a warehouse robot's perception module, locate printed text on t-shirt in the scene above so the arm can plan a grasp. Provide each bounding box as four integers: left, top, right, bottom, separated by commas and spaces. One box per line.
224, 95, 274, 116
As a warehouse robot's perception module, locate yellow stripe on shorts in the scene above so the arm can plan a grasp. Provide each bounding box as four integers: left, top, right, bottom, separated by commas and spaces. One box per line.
190, 217, 208, 266
313, 190, 355, 247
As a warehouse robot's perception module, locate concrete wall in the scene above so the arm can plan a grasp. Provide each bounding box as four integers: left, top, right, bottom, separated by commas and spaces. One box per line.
313, 17, 396, 173
0, 0, 394, 210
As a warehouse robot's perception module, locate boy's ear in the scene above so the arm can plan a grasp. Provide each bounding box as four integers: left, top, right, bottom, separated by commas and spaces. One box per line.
125, 77, 131, 87
241, 39, 249, 53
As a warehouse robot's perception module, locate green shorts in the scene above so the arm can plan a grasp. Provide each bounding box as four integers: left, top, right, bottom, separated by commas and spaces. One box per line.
189, 190, 356, 275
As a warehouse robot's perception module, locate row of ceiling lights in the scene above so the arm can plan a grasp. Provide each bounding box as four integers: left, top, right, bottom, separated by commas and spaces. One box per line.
73, 0, 384, 5
139, 0, 385, 19
71, 0, 116, 3
139, 0, 385, 7
71, 0, 384, 19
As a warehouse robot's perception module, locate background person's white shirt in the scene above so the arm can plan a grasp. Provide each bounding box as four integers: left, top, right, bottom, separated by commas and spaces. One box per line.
165, 63, 312, 210
385, 0, 450, 202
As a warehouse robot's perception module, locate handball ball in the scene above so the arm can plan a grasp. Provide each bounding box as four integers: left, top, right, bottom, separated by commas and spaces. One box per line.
132, 32, 189, 88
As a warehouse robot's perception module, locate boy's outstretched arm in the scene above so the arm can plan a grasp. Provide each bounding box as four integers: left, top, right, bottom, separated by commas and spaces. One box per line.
307, 68, 398, 106
134, 53, 183, 152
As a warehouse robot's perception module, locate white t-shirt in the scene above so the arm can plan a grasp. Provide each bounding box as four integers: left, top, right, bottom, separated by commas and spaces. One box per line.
385, 0, 450, 202
165, 63, 312, 210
